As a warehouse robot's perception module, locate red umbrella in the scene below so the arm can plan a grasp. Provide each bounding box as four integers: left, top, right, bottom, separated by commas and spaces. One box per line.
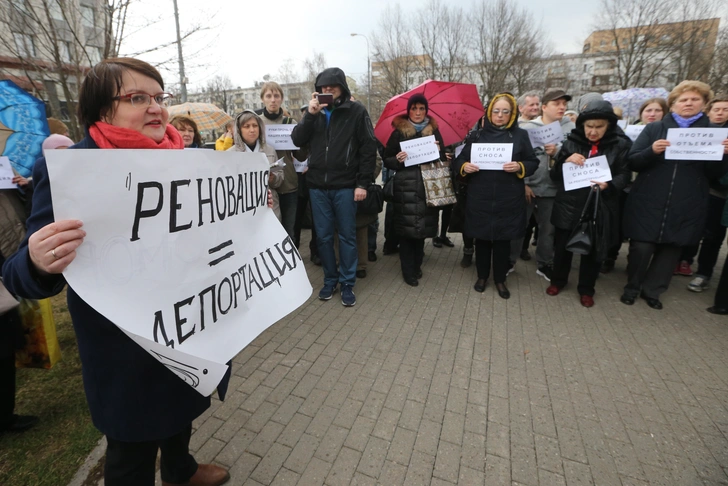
375, 80, 484, 147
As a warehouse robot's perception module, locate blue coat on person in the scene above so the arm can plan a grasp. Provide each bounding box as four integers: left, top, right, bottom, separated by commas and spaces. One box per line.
1, 136, 228, 442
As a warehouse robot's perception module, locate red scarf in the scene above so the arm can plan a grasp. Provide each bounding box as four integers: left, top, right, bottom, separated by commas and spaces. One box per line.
89, 121, 184, 149
588, 140, 600, 157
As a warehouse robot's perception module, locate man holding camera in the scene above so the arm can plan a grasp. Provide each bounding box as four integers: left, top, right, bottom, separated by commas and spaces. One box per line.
291, 67, 376, 307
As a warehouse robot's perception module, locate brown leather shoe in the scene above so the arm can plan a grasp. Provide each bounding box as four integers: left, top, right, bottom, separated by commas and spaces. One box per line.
162, 464, 230, 486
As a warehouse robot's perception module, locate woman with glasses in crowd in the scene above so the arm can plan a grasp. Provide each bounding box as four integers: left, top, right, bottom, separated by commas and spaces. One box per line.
2, 58, 231, 486
454, 93, 538, 299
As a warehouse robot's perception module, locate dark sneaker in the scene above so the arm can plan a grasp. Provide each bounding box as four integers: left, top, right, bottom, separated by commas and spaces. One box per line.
600, 259, 615, 274
368, 251, 377, 262
687, 276, 709, 292
676, 261, 693, 276
432, 237, 443, 248
318, 283, 337, 300
341, 285, 356, 307
356, 269, 367, 278
536, 265, 552, 282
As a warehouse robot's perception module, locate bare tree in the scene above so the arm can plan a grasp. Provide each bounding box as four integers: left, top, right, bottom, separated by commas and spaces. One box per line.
276, 58, 300, 85
0, 0, 118, 139
472, 0, 540, 101
413, 0, 470, 82
205, 75, 233, 113
302, 51, 327, 86
370, 4, 420, 98
508, 20, 550, 95
595, 0, 676, 89
709, 26, 728, 94
667, 0, 722, 83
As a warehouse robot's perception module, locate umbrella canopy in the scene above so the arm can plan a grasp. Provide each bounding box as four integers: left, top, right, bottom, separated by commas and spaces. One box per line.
375, 80, 484, 147
602, 88, 669, 121
0, 80, 50, 177
167, 102, 234, 132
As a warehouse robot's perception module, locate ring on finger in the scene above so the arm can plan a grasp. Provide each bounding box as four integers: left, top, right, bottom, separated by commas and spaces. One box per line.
52, 248, 58, 259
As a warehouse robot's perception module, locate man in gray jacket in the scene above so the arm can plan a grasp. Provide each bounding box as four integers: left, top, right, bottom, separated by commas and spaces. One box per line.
513, 88, 575, 281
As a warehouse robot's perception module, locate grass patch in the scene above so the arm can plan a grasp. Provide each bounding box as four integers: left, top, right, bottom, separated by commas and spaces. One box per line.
0, 291, 102, 486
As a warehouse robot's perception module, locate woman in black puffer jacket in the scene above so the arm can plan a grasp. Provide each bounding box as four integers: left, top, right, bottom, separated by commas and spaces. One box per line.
454, 93, 538, 299
548, 100, 632, 307
383, 94, 444, 287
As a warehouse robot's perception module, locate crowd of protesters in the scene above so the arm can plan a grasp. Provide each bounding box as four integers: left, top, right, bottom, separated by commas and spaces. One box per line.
1, 54, 728, 486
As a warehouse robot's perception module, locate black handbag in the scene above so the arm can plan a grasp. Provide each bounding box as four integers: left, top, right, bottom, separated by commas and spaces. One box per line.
383, 177, 395, 202
566, 186, 600, 256
357, 183, 384, 214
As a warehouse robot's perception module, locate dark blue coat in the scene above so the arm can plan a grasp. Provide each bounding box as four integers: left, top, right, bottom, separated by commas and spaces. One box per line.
2, 136, 220, 442
624, 115, 728, 246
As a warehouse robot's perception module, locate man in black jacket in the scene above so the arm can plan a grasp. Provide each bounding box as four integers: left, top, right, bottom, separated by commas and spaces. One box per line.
291, 67, 376, 307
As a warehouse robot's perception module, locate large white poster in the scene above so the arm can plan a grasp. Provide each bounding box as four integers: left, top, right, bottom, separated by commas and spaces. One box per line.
45, 150, 312, 396
665, 128, 728, 161
562, 155, 612, 191
400, 135, 440, 166
525, 121, 564, 148
470, 143, 513, 170
265, 125, 299, 150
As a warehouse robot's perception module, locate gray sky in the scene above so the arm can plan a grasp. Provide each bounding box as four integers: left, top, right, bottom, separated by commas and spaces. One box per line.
123, 0, 600, 93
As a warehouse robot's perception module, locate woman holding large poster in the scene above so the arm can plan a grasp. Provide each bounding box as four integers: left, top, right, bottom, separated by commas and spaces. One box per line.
2, 58, 230, 486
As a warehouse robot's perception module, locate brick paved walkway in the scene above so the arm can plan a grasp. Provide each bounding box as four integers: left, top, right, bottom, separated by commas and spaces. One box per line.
175, 228, 728, 486
77, 228, 728, 486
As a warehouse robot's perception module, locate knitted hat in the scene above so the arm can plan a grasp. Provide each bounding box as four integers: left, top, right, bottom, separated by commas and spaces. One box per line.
42, 134, 74, 154
407, 94, 429, 115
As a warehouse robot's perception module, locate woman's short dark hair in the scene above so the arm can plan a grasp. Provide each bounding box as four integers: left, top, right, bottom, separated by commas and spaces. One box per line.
77, 58, 165, 129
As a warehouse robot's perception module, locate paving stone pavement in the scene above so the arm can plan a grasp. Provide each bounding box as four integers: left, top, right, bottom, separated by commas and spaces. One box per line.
82, 227, 728, 486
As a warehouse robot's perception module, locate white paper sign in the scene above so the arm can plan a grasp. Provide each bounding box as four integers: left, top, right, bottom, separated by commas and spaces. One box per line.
563, 155, 612, 191
624, 125, 646, 142
45, 150, 312, 396
526, 121, 564, 148
294, 158, 308, 173
265, 125, 299, 150
400, 135, 440, 166
470, 143, 513, 170
454, 144, 465, 158
0, 156, 18, 189
617, 120, 628, 129
665, 128, 728, 161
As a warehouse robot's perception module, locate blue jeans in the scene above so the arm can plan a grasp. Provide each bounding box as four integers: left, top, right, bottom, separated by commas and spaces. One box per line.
309, 188, 358, 287
278, 191, 298, 240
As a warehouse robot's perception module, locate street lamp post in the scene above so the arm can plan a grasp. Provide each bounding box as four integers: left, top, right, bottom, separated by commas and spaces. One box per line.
172, 0, 187, 102
350, 33, 371, 114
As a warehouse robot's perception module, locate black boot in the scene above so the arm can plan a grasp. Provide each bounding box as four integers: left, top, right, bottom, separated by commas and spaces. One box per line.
461, 248, 474, 268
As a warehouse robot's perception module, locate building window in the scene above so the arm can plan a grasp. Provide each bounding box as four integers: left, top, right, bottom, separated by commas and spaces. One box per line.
10, 0, 28, 14
581, 79, 590, 91
80, 5, 95, 28
49, 0, 64, 21
13, 32, 35, 57
595, 59, 615, 70
611, 40, 617, 46
583, 43, 591, 52
87, 46, 101, 64
60, 41, 71, 62
592, 75, 611, 86
600, 40, 606, 47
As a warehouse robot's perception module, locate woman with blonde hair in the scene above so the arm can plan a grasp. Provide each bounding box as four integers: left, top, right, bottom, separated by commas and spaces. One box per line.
621, 80, 728, 310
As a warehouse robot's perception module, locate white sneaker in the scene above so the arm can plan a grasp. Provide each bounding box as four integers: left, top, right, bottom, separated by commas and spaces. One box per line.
687, 276, 709, 292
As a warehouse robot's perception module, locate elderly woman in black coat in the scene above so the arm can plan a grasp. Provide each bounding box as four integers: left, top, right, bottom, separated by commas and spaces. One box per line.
621, 80, 728, 310
383, 94, 444, 287
454, 93, 538, 299
547, 100, 632, 307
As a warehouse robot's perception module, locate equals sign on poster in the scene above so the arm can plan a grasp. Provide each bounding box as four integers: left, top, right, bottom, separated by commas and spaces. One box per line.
208, 240, 235, 267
